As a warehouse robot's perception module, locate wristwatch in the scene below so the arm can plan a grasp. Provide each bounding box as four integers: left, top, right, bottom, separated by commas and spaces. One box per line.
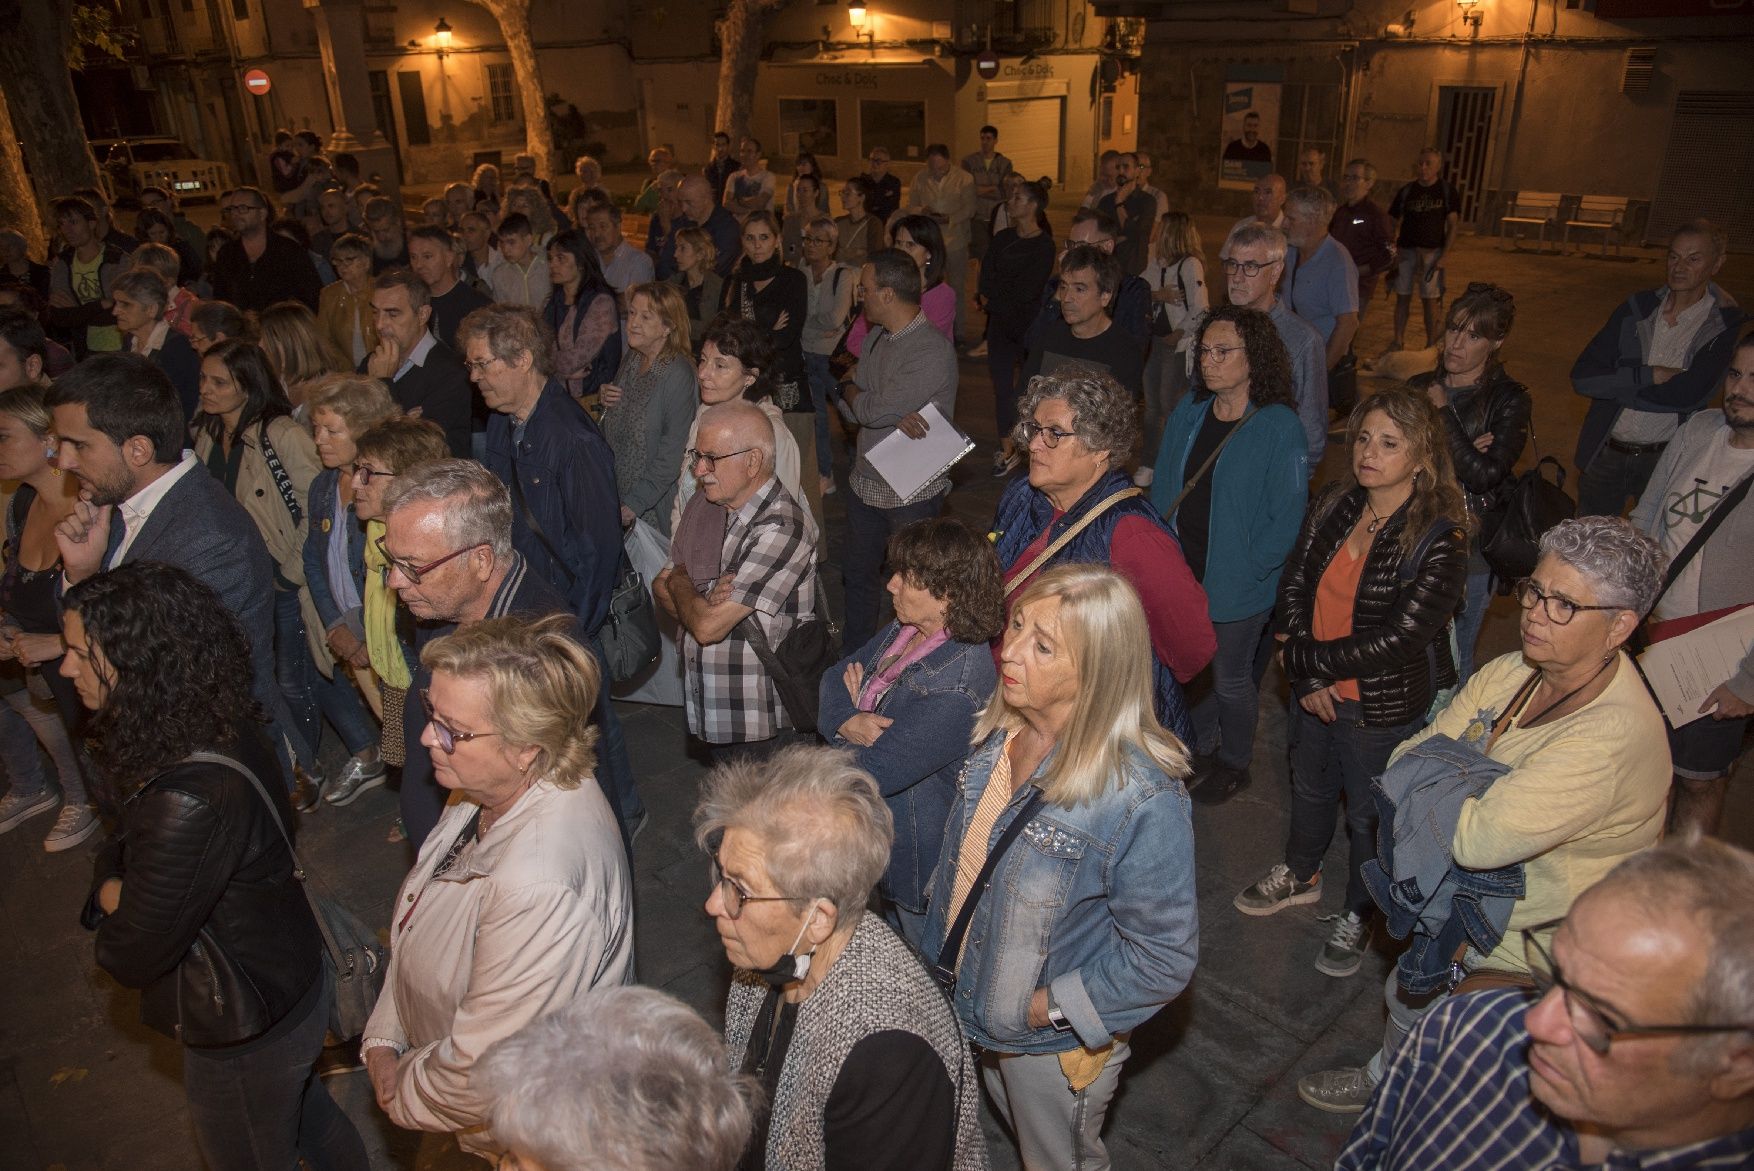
1045, 992, 1073, 1032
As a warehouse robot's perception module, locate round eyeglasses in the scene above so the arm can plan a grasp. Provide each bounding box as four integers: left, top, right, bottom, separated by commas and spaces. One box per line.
1512, 579, 1622, 627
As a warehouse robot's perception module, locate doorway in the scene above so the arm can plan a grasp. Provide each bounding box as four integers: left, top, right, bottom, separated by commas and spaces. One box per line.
368, 70, 404, 183
1436, 86, 1495, 226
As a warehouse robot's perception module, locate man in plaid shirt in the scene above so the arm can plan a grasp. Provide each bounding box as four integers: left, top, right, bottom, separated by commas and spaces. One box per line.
657, 400, 817, 756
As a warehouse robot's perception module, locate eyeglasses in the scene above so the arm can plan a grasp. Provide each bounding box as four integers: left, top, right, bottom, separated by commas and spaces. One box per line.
220, 202, 263, 216
419, 688, 498, 754
803, 235, 836, 246
686, 446, 755, 470
461, 355, 503, 376
1196, 344, 1244, 362
352, 464, 396, 485
1523, 925, 1753, 1056
1018, 420, 1079, 449
1221, 258, 1280, 277
377, 536, 485, 584
710, 858, 796, 921
1512, 579, 1622, 627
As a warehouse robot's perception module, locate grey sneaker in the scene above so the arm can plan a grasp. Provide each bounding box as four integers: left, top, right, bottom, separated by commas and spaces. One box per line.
324, 757, 388, 807
0, 789, 58, 834
1315, 911, 1370, 977
44, 803, 99, 853
1234, 862, 1322, 917
1297, 1066, 1377, 1114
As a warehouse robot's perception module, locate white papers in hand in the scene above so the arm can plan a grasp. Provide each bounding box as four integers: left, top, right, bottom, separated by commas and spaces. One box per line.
866, 403, 974, 504
1637, 606, 1754, 727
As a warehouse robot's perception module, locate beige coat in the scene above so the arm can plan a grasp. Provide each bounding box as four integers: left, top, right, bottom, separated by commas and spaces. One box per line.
192, 415, 332, 674
317, 279, 378, 366
363, 776, 634, 1153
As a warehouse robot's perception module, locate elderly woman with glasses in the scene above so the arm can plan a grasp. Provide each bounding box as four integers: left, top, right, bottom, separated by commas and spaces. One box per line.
695, 744, 987, 1171
362, 615, 633, 1159
1298, 515, 1673, 1115
992, 371, 1215, 742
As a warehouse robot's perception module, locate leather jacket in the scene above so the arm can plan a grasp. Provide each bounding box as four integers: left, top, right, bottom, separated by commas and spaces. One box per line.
1411, 366, 1531, 518
82, 725, 322, 1048
1277, 487, 1468, 727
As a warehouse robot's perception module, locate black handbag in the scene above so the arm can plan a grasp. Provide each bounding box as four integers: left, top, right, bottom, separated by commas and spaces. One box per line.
734, 568, 838, 733
1479, 455, 1575, 585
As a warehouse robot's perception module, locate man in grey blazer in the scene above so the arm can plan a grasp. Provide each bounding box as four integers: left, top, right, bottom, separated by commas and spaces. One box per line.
48, 354, 305, 798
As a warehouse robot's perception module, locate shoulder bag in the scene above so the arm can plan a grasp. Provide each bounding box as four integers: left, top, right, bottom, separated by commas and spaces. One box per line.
189, 751, 385, 1042
734, 564, 839, 733
1478, 419, 1574, 585
1005, 487, 1142, 599
257, 422, 304, 528
1159, 407, 1257, 524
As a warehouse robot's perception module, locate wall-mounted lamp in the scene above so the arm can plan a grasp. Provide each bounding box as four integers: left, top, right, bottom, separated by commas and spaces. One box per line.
434, 17, 453, 59
1456, 0, 1482, 29
847, 0, 867, 26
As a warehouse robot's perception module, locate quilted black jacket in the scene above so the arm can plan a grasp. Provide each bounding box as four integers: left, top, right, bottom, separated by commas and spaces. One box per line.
1411, 366, 1532, 518
82, 724, 322, 1048
1277, 487, 1469, 727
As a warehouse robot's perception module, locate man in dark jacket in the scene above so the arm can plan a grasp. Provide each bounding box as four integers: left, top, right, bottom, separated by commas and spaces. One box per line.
362, 268, 474, 457
209, 186, 321, 312
1572, 218, 1743, 518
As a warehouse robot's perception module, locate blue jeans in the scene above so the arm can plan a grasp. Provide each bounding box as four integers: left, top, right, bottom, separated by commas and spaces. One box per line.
1284, 699, 1426, 917
181, 977, 369, 1171
273, 586, 323, 775
1189, 608, 1274, 771
804, 352, 838, 478
986, 322, 1030, 440
587, 634, 643, 839
841, 489, 945, 653
311, 661, 380, 758
1454, 569, 1493, 686
1577, 441, 1666, 518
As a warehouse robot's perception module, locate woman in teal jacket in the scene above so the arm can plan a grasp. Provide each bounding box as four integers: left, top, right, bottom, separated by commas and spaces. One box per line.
1149, 304, 1308, 805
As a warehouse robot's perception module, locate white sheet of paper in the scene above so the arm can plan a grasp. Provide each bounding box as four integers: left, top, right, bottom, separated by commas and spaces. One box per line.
1637, 605, 1754, 727
865, 403, 974, 504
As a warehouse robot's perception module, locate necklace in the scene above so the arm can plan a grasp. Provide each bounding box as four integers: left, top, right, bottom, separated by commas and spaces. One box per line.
1364, 500, 1385, 534
1519, 656, 1615, 729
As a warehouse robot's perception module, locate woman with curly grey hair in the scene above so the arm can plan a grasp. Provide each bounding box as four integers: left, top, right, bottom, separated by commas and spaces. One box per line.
989, 369, 1215, 742
1298, 515, 1674, 1114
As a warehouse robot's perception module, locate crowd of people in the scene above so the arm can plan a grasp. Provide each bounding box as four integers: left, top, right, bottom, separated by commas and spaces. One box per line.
0, 124, 1750, 1171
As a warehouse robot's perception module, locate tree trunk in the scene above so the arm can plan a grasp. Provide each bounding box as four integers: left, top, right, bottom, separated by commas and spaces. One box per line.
0, 0, 103, 209
0, 85, 48, 256
715, 0, 789, 142
468, 0, 552, 181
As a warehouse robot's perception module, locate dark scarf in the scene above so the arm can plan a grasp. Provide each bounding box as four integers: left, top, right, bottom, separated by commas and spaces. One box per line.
737, 252, 785, 283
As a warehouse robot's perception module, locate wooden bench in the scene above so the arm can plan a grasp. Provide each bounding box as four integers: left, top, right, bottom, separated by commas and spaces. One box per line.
1499, 191, 1562, 252
1564, 196, 1629, 257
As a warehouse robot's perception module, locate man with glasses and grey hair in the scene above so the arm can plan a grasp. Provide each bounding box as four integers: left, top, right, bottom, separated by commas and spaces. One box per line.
1224, 222, 1327, 466
208, 185, 321, 311
1338, 836, 1754, 1169
1282, 185, 1360, 414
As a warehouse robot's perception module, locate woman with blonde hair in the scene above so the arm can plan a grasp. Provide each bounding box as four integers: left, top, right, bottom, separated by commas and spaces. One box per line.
1235, 385, 1468, 979
362, 614, 634, 1158
668, 226, 723, 352
599, 281, 697, 534
921, 564, 1198, 1170
1140, 212, 1208, 479
260, 299, 351, 414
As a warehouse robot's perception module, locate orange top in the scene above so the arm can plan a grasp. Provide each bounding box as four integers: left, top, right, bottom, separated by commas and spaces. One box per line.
1312, 543, 1365, 702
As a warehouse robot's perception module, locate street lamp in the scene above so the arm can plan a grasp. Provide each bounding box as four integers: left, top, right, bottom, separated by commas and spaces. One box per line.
434, 17, 453, 59
1457, 0, 1483, 29
848, 0, 867, 26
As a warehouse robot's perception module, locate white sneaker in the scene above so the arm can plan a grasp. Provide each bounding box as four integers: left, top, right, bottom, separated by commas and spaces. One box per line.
0, 789, 58, 834
44, 804, 99, 853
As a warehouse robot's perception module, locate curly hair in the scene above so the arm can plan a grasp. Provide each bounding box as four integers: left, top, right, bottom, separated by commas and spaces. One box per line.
64, 562, 264, 792
1193, 305, 1296, 411
887, 517, 1004, 643
1537, 515, 1666, 615
1014, 370, 1139, 469
1341, 385, 1475, 554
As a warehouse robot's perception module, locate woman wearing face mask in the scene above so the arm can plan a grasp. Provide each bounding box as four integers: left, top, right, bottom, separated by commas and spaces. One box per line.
599, 282, 698, 535
696, 744, 987, 1171
1408, 283, 1529, 684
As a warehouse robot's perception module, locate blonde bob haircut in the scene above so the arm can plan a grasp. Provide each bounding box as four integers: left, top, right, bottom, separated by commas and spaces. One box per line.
304, 373, 400, 439
420, 613, 602, 786
626, 280, 693, 364
973, 564, 1190, 808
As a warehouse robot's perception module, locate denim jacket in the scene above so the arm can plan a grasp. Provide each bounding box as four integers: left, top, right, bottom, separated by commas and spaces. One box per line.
920, 730, 1198, 1055
299, 466, 367, 634
817, 624, 997, 914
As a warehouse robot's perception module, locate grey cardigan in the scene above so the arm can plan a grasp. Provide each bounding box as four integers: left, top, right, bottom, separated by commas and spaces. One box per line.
601, 348, 697, 535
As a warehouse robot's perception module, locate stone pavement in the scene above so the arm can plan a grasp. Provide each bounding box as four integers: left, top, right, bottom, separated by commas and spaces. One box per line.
2, 228, 1751, 1170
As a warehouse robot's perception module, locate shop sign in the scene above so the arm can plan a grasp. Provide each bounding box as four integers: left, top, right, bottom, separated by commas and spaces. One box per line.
1001, 61, 1054, 80
815, 69, 881, 89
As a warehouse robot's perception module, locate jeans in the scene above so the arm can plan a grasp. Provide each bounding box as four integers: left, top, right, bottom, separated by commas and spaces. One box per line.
987, 324, 1031, 441
1189, 608, 1274, 771
804, 352, 838, 477
841, 489, 945, 653
587, 634, 643, 840
1141, 339, 1190, 467
1365, 963, 1449, 1085
311, 659, 380, 758
4, 676, 89, 809
882, 899, 929, 954
980, 1037, 1132, 1171
1577, 441, 1666, 518
273, 586, 324, 776
1454, 569, 1494, 687
1284, 699, 1426, 917
181, 978, 370, 1171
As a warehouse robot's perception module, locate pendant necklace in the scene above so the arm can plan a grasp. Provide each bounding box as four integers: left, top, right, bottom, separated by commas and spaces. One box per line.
1364, 500, 1385, 534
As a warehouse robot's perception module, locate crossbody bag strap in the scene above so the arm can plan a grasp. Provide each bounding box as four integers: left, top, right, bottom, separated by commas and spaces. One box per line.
1651, 470, 1754, 610
1162, 408, 1257, 523
506, 449, 579, 591
256, 424, 303, 527
932, 786, 1047, 988
1004, 488, 1141, 600
1484, 671, 1542, 754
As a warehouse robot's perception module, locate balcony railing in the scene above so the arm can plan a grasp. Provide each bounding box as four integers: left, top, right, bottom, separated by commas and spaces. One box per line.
954, 0, 1062, 51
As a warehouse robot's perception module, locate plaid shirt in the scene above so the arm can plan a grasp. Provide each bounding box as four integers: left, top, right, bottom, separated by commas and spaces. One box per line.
1339, 990, 1754, 1171
684, 477, 817, 744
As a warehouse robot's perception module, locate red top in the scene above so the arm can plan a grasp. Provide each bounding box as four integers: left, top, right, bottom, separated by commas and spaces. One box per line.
1313, 543, 1366, 701
1001, 513, 1216, 684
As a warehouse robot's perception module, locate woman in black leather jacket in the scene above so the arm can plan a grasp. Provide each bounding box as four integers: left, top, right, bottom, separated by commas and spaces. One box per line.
1234, 386, 1468, 982
1408, 283, 1529, 683
68, 562, 368, 1171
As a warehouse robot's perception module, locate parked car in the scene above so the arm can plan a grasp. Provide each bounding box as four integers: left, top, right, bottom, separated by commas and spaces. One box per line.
92, 137, 231, 205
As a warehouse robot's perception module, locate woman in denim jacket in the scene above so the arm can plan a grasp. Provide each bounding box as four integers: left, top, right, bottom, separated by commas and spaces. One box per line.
921, 564, 1198, 1169
818, 517, 1003, 950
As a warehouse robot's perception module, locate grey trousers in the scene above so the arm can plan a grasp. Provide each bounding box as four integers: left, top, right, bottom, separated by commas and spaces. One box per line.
981, 1037, 1132, 1171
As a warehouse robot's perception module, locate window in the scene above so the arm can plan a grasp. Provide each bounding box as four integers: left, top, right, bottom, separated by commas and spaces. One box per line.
398, 71, 432, 146
860, 100, 926, 160
778, 98, 838, 157
230, 0, 249, 20
486, 63, 517, 124
1273, 82, 1340, 185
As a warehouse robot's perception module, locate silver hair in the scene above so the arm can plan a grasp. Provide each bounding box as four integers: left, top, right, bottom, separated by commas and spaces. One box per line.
1228, 223, 1287, 262
1536, 515, 1666, 614
807, 214, 840, 244
477, 986, 758, 1171
1014, 370, 1140, 470
381, 458, 514, 560
1286, 185, 1337, 221
693, 744, 893, 929
699, 399, 775, 470
111, 268, 170, 312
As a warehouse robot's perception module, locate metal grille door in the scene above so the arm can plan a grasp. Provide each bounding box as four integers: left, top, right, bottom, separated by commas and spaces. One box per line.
1649, 92, 1754, 252
1437, 87, 1495, 225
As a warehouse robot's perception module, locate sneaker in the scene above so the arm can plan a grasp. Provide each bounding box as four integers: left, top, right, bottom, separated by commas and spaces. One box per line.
1297, 1066, 1377, 1114
44, 804, 99, 853
0, 789, 58, 834
386, 819, 407, 844
1190, 763, 1252, 806
1132, 465, 1154, 488
1234, 862, 1322, 917
819, 474, 836, 497
324, 757, 388, 807
316, 1039, 365, 1079
291, 767, 324, 813
992, 448, 1021, 478
1315, 911, 1370, 977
